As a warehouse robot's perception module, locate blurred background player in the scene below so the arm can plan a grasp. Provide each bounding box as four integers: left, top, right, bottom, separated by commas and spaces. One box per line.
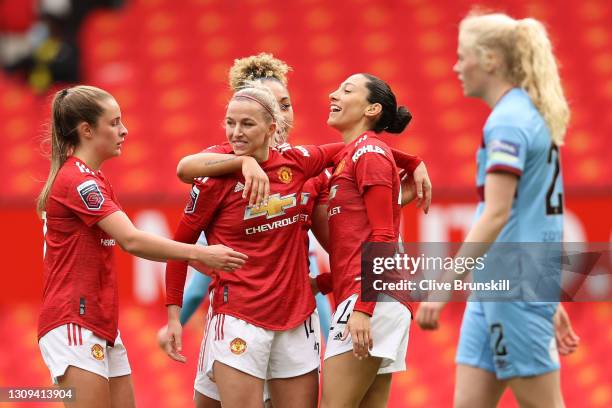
0, 0, 124, 93
416, 11, 580, 408
36, 85, 247, 408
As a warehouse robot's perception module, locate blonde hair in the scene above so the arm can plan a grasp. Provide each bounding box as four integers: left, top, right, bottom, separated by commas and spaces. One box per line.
459, 12, 570, 145
232, 81, 287, 146
229, 54, 293, 144
228, 52, 292, 91
36, 86, 113, 216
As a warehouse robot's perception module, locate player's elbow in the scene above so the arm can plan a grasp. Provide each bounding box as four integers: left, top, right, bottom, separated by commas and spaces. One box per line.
116, 230, 142, 255
176, 159, 193, 184
483, 206, 511, 229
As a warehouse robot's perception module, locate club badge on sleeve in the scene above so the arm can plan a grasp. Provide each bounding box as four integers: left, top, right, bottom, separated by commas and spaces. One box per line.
77, 180, 105, 210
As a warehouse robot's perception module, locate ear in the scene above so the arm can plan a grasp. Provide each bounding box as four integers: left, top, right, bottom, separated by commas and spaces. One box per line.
77, 121, 93, 140
364, 103, 382, 120
267, 122, 277, 139
483, 51, 498, 73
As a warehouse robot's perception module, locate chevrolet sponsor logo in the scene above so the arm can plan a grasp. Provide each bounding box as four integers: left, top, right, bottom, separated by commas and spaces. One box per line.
244, 193, 297, 220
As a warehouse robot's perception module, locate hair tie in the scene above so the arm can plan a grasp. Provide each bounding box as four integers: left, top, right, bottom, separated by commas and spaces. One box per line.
233, 94, 275, 119
59, 88, 69, 98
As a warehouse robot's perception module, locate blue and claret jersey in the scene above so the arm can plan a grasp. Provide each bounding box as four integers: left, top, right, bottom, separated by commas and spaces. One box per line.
475, 88, 564, 243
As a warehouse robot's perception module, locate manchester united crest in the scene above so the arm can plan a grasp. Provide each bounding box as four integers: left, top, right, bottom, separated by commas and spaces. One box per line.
91, 344, 105, 361
230, 338, 247, 355
277, 167, 293, 184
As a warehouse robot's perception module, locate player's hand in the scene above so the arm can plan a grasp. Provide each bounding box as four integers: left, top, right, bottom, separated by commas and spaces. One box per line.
197, 245, 248, 272
343, 311, 372, 359
412, 162, 432, 214
164, 319, 187, 363
241, 156, 269, 207
157, 324, 170, 351
400, 173, 418, 207
554, 304, 580, 355
416, 301, 446, 330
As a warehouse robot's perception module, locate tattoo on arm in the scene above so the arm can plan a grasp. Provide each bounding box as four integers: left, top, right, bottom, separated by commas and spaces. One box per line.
204, 157, 238, 166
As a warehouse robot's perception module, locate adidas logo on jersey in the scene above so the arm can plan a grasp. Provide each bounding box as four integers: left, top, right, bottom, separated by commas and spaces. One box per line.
333, 332, 343, 341
234, 182, 245, 193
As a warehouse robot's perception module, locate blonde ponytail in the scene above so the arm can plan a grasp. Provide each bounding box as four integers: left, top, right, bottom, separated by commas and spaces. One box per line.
513, 18, 570, 145
459, 12, 570, 145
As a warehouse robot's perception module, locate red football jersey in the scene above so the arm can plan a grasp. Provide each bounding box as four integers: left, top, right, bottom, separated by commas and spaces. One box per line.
199, 143, 331, 243
166, 144, 333, 330
38, 157, 122, 343
314, 169, 332, 207
327, 132, 404, 312
301, 169, 332, 231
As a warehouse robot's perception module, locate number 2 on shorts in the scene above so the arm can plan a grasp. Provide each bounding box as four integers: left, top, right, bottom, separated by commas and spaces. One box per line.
490, 323, 508, 356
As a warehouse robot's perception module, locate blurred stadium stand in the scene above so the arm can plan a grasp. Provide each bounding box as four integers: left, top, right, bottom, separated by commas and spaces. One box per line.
1, 0, 611, 407
1, 0, 611, 203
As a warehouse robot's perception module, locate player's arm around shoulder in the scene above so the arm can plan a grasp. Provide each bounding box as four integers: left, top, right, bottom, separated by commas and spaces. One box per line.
176, 143, 235, 183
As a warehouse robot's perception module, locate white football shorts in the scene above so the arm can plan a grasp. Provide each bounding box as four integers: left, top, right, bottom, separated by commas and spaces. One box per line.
39, 323, 131, 384
324, 294, 411, 374
206, 311, 321, 380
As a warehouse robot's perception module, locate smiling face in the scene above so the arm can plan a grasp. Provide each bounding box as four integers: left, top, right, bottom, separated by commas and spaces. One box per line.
90, 97, 128, 160
453, 33, 490, 99
225, 98, 275, 161
327, 74, 373, 132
